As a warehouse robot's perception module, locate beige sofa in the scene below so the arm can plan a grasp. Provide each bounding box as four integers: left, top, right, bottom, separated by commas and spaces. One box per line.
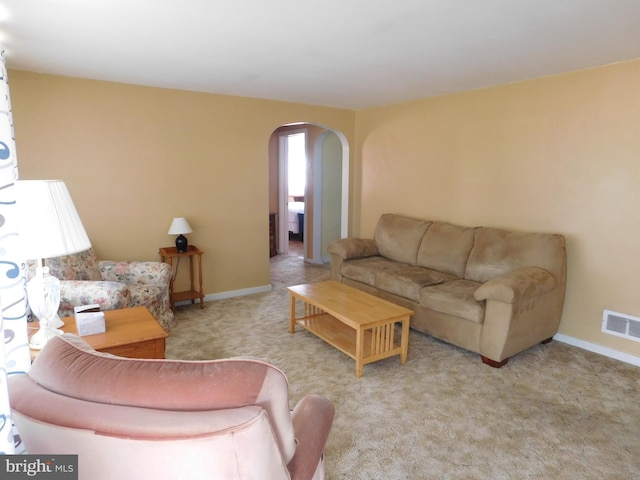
328, 214, 567, 367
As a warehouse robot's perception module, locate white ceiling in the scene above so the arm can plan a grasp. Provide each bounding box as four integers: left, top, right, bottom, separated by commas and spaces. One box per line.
1, 0, 639, 110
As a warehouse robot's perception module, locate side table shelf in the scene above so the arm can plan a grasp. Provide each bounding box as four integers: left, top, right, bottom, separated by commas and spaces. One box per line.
159, 245, 205, 310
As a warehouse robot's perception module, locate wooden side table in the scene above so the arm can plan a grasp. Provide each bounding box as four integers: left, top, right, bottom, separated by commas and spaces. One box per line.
159, 245, 205, 310
29, 306, 168, 361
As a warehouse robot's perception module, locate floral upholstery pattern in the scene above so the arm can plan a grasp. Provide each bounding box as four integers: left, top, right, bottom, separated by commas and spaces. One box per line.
29, 249, 175, 330
99, 260, 174, 330
44, 248, 102, 281
58, 280, 131, 315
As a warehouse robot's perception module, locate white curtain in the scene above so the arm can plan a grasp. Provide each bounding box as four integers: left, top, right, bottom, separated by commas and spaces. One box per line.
0, 48, 30, 454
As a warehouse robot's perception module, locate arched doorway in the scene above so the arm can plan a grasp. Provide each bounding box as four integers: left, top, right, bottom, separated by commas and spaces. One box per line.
268, 123, 349, 264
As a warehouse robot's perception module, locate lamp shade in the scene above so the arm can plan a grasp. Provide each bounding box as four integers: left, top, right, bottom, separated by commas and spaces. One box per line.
16, 180, 91, 260
167, 217, 193, 235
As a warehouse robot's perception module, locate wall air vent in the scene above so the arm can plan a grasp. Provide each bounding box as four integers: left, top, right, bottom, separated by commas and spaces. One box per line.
602, 309, 640, 343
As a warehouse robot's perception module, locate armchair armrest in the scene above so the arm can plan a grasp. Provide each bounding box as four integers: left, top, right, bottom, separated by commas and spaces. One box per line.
327, 238, 378, 260
99, 261, 172, 287
474, 267, 556, 304
288, 394, 335, 480
58, 280, 131, 318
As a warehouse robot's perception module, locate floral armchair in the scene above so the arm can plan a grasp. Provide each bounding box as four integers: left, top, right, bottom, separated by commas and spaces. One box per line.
29, 248, 175, 330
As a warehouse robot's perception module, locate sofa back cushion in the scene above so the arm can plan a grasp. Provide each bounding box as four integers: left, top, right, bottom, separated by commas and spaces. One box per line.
464, 227, 566, 283
374, 214, 432, 265
416, 222, 476, 278
45, 248, 102, 281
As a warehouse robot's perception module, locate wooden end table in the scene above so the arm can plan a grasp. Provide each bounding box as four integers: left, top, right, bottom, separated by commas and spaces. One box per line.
288, 281, 413, 377
29, 306, 168, 361
159, 245, 205, 310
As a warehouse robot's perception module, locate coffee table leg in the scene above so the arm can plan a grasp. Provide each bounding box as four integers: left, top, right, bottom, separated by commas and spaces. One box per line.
289, 294, 296, 333
400, 316, 410, 364
355, 327, 364, 378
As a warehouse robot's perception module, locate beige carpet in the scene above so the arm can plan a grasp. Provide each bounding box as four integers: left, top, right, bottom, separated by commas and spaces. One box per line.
166, 254, 640, 479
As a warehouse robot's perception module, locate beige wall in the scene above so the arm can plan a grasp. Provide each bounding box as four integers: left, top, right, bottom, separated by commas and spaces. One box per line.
11, 60, 640, 359
354, 59, 640, 358
10, 70, 355, 294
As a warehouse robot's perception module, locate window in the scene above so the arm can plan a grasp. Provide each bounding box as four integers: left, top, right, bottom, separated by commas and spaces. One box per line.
287, 132, 306, 197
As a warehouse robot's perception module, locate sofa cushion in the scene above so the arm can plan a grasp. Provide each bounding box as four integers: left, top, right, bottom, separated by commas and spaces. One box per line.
341, 257, 455, 302
340, 256, 397, 287
128, 284, 164, 308
420, 279, 485, 324
374, 214, 432, 266
59, 280, 131, 314
465, 228, 566, 283
416, 222, 476, 277
376, 265, 457, 302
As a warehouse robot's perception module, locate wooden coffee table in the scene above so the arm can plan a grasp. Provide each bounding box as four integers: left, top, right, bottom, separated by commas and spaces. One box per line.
30, 306, 168, 360
288, 281, 413, 377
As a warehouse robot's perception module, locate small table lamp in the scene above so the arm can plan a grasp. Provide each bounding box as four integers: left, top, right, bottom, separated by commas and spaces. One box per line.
168, 217, 193, 253
16, 180, 92, 349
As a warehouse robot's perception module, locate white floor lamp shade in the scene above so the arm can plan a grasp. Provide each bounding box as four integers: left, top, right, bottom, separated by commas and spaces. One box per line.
16, 180, 92, 349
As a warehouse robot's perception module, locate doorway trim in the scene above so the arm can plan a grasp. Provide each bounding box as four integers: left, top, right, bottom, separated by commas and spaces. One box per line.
311, 129, 350, 264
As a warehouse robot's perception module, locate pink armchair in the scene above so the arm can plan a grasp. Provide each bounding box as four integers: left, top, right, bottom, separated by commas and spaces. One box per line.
9, 334, 335, 480
29, 248, 175, 330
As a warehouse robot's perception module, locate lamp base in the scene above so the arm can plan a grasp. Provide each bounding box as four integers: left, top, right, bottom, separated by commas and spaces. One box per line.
27, 266, 64, 350
29, 325, 63, 350
50, 314, 64, 329
175, 234, 188, 253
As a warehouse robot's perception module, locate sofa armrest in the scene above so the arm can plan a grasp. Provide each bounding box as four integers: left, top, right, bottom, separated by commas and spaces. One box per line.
327, 238, 378, 260
474, 267, 556, 304
99, 261, 172, 287
288, 394, 335, 480
328, 238, 379, 282
58, 280, 131, 318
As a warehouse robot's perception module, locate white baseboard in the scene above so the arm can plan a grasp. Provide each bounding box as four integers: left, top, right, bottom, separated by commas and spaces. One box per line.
554, 333, 640, 367
174, 284, 272, 306
204, 284, 272, 301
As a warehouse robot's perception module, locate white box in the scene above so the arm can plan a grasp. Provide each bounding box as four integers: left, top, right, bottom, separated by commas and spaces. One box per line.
74, 305, 106, 336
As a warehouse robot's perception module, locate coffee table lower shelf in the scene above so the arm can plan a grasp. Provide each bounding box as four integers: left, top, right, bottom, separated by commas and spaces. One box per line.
294, 313, 405, 372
